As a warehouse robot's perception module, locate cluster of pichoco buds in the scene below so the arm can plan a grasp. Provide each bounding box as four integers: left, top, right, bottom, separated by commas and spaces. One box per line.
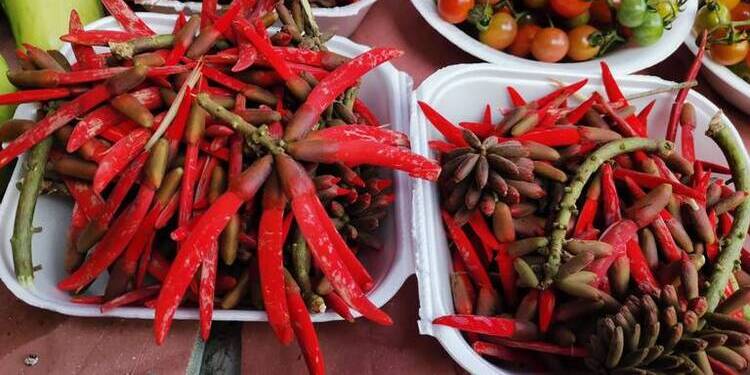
425, 37, 750, 374
0, 1, 442, 374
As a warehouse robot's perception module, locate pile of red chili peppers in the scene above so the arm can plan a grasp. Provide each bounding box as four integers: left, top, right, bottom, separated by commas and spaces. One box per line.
0, 1, 441, 373
424, 34, 750, 373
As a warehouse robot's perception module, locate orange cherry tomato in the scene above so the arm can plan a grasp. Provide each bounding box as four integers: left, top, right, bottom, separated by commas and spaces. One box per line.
590, 0, 614, 24
732, 2, 750, 30
711, 40, 750, 65
718, 0, 740, 10
567, 25, 601, 61
479, 12, 518, 50
531, 27, 570, 62
438, 0, 476, 24
550, 0, 593, 18
508, 24, 541, 57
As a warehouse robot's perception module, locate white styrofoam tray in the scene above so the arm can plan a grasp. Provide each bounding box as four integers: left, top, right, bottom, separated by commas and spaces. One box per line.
134, 0, 378, 37
410, 0, 698, 75
0, 13, 415, 323
410, 63, 748, 374
685, 32, 750, 115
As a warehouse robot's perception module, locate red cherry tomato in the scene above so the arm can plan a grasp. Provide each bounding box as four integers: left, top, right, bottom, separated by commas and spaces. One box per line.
590, 0, 614, 24
508, 23, 541, 57
732, 2, 750, 30
438, 0, 476, 24
550, 0, 593, 18
531, 27, 570, 62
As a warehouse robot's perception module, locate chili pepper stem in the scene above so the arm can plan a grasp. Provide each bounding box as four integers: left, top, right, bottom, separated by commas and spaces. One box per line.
705, 112, 750, 312
11, 137, 53, 286
543, 138, 674, 287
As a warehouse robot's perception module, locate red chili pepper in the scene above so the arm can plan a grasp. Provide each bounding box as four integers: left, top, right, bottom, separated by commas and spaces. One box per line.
418, 101, 468, 147
174, 11, 187, 32
488, 338, 588, 357
179, 149, 200, 227
199, 241, 218, 340
233, 33, 258, 73
93, 129, 151, 193
680, 103, 697, 164
613, 168, 705, 202
67, 87, 162, 152
63, 179, 105, 221
428, 140, 458, 154
587, 220, 638, 287
276, 153, 392, 326
193, 154, 220, 210
458, 122, 493, 139
284, 48, 403, 142
507, 86, 526, 107
707, 210, 719, 263
135, 233, 159, 289
442, 211, 494, 290
352, 99, 380, 127
626, 240, 660, 293
566, 95, 595, 124
495, 244, 517, 306
288, 138, 441, 181
697, 160, 731, 175
537, 289, 555, 334
101, 0, 155, 36
468, 210, 500, 260
636, 100, 656, 136
201, 66, 275, 105
258, 175, 294, 345
154, 156, 272, 345
0, 87, 82, 105
600, 163, 622, 227
284, 270, 325, 375
0, 66, 148, 169
472, 342, 546, 371
166, 15, 201, 66
58, 184, 156, 291
304, 124, 410, 148
60, 30, 140, 45
720, 212, 733, 238
202, 0, 218, 27
574, 175, 601, 236
599, 61, 645, 133
666, 31, 707, 142
68, 10, 106, 69
708, 355, 740, 375
433, 315, 536, 340
101, 285, 161, 313
164, 87, 194, 142
482, 104, 492, 126
323, 292, 354, 322
517, 127, 581, 147
70, 295, 105, 305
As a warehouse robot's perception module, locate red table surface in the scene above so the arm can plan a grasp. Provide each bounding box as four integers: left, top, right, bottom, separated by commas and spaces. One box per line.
0, 0, 748, 374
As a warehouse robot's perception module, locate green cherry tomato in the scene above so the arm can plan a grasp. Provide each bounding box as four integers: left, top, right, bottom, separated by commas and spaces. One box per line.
695, 3, 731, 34
618, 0, 648, 28
564, 10, 592, 29
633, 11, 664, 46
648, 0, 679, 24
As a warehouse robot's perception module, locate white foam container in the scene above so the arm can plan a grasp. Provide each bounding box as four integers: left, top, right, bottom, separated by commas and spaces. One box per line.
410, 0, 698, 75
685, 33, 750, 115
0, 13, 415, 323
410, 63, 748, 374
134, 0, 377, 37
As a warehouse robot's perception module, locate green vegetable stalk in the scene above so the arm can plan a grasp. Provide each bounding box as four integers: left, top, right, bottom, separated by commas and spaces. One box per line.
11, 136, 53, 287
1, 0, 103, 50
704, 113, 750, 312
0, 54, 17, 198
543, 137, 674, 287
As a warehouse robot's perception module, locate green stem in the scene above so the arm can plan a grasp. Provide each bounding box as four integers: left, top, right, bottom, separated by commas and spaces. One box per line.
109, 35, 175, 59
291, 230, 325, 313
11, 137, 53, 287
196, 93, 284, 155
704, 113, 750, 312
542, 137, 674, 288
299, 0, 324, 49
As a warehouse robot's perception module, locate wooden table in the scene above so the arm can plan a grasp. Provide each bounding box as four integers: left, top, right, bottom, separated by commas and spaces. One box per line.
0, 0, 747, 373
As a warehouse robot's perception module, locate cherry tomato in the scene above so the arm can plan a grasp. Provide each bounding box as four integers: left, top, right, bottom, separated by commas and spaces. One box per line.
710, 29, 750, 65
523, 0, 548, 9
633, 11, 664, 46
550, 0, 592, 18
508, 23, 541, 57
718, 0, 740, 10
649, 0, 679, 24
618, 0, 647, 28
590, 0, 614, 24
438, 0, 476, 24
568, 25, 601, 61
695, 3, 731, 34
565, 10, 592, 28
531, 27, 570, 62
479, 12, 518, 50
732, 2, 750, 30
